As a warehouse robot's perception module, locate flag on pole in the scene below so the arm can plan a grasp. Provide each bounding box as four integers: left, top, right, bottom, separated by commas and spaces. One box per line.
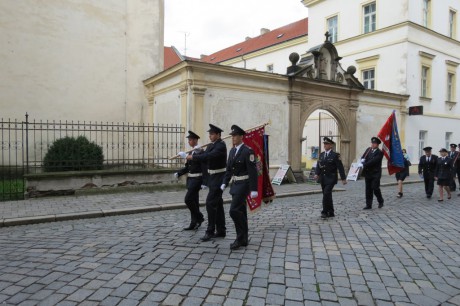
377, 110, 405, 175
243, 126, 275, 212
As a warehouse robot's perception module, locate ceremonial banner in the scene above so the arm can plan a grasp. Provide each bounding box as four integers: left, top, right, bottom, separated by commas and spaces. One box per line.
243, 127, 275, 211
377, 110, 405, 175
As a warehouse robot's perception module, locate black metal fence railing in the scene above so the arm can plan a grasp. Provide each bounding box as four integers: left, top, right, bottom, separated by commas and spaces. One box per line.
1, 114, 185, 201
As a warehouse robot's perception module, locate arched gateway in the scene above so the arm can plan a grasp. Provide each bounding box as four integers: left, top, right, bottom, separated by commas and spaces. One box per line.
286, 34, 364, 174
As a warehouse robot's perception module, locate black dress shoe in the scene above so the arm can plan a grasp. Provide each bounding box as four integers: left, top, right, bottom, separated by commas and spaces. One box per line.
363, 206, 372, 210
193, 221, 203, 230
378, 201, 384, 208
321, 212, 328, 219
427, 195, 432, 198
328, 212, 335, 218
183, 223, 197, 231
200, 232, 215, 241
215, 232, 226, 238
230, 240, 247, 250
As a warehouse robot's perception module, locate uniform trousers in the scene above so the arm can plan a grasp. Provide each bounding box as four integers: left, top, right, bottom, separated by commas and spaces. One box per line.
184, 177, 204, 224
229, 181, 250, 243
365, 176, 384, 207
423, 175, 435, 196
205, 173, 226, 235
320, 180, 335, 215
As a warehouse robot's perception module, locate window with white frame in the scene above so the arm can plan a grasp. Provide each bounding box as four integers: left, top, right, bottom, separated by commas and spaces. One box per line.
327, 15, 338, 43
419, 130, 427, 158
362, 69, 375, 89
447, 72, 455, 101
446, 132, 452, 149
267, 64, 273, 73
363, 2, 376, 33
449, 10, 457, 38
423, 0, 431, 27
421, 66, 430, 97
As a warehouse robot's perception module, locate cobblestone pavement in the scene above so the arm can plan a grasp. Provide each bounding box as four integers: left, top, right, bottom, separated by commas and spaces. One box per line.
1, 179, 460, 305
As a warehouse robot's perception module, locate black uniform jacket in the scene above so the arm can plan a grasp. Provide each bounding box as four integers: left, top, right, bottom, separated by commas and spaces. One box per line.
418, 154, 438, 178
435, 157, 453, 180
193, 139, 227, 187
314, 151, 346, 185
222, 144, 258, 193
361, 147, 383, 178
177, 148, 206, 188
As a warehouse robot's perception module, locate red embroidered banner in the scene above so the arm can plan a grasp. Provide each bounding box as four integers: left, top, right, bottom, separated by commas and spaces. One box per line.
243, 127, 275, 211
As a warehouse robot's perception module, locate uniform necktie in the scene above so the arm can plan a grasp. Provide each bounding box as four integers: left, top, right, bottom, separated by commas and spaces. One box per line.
427, 157, 430, 162
325, 152, 328, 158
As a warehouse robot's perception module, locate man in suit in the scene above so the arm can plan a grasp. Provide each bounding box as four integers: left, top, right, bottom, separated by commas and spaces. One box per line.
314, 137, 347, 219
457, 143, 460, 196
418, 146, 438, 199
175, 131, 206, 230
360, 137, 384, 209
187, 124, 227, 242
221, 125, 258, 250
448, 144, 458, 192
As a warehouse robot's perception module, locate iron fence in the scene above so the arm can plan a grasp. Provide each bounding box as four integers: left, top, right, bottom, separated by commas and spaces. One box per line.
1, 114, 185, 200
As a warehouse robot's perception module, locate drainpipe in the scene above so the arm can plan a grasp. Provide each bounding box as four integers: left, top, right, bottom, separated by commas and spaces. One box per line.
242, 55, 246, 69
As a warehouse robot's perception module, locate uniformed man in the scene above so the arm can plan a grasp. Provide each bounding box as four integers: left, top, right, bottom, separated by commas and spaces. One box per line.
448, 144, 459, 192
175, 131, 205, 230
187, 124, 227, 242
221, 125, 258, 250
360, 137, 384, 209
314, 137, 347, 219
418, 146, 438, 198
457, 143, 460, 196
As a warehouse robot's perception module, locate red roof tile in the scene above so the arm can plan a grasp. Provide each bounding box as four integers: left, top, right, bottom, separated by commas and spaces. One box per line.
164, 46, 183, 70
201, 18, 308, 64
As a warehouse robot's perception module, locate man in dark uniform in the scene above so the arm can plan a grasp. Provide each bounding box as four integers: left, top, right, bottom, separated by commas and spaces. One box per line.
457, 144, 460, 196
448, 144, 459, 192
175, 131, 205, 230
314, 137, 347, 219
418, 146, 438, 198
187, 124, 227, 242
221, 125, 258, 250
360, 137, 384, 209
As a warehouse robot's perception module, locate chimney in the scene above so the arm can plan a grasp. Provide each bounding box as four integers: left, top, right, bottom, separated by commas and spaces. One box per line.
245, 36, 251, 41
200, 54, 208, 60
260, 28, 270, 35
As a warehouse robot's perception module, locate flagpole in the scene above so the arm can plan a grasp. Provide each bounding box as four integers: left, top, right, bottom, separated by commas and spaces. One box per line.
169, 120, 271, 160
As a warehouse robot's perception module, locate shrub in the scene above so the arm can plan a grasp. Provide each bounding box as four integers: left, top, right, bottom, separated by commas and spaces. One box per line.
43, 136, 104, 172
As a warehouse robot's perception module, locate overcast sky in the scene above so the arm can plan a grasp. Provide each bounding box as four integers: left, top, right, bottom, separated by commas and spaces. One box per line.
164, 0, 309, 58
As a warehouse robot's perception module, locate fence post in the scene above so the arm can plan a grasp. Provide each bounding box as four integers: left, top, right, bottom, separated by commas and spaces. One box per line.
25, 112, 29, 174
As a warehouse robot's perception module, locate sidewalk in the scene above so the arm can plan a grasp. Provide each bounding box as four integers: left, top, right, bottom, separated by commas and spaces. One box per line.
0, 175, 422, 227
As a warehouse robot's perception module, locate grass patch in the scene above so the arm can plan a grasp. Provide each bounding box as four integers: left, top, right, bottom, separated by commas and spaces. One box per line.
0, 179, 25, 201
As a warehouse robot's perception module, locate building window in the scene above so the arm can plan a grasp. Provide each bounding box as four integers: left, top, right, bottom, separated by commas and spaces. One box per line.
419, 130, 427, 158
423, 0, 431, 27
421, 66, 430, 97
449, 10, 457, 38
327, 15, 338, 43
362, 69, 375, 89
363, 2, 376, 33
446, 132, 452, 149
447, 73, 455, 101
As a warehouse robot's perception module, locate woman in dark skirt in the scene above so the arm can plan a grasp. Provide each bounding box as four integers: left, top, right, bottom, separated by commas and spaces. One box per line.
395, 149, 411, 198
435, 148, 452, 201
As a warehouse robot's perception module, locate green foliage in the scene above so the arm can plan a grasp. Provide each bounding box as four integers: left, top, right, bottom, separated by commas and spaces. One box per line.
43, 136, 104, 172
0, 179, 24, 201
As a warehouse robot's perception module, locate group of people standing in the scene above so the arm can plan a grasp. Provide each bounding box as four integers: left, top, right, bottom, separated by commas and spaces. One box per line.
175, 124, 258, 250
418, 144, 460, 201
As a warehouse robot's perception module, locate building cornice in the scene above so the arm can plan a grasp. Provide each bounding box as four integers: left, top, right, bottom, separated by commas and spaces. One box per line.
301, 0, 326, 8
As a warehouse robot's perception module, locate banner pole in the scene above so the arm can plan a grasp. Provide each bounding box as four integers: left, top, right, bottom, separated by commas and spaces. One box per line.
169, 120, 271, 160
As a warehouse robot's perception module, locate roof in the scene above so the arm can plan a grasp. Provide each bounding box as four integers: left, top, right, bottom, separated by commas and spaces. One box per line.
164, 46, 200, 70
200, 18, 308, 64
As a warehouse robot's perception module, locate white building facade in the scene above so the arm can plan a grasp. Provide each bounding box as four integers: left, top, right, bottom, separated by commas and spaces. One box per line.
303, 0, 460, 162
0, 0, 164, 123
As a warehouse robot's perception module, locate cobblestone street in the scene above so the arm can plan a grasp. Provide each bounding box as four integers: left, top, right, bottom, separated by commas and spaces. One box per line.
1, 181, 460, 305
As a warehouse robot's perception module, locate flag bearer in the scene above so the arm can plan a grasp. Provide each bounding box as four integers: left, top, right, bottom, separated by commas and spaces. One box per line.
360, 137, 384, 209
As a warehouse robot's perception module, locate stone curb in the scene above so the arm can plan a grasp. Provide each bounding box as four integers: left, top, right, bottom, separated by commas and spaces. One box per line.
0, 181, 423, 228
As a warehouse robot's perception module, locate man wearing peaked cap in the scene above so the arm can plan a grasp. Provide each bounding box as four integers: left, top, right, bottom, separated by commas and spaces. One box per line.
187, 123, 227, 242
207, 124, 223, 134
221, 124, 258, 250
174, 130, 205, 230
360, 137, 384, 210
448, 144, 459, 192
418, 146, 438, 198
314, 137, 347, 219
457, 144, 460, 196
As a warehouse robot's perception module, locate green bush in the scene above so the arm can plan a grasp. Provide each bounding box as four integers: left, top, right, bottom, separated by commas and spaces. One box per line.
43, 136, 104, 172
